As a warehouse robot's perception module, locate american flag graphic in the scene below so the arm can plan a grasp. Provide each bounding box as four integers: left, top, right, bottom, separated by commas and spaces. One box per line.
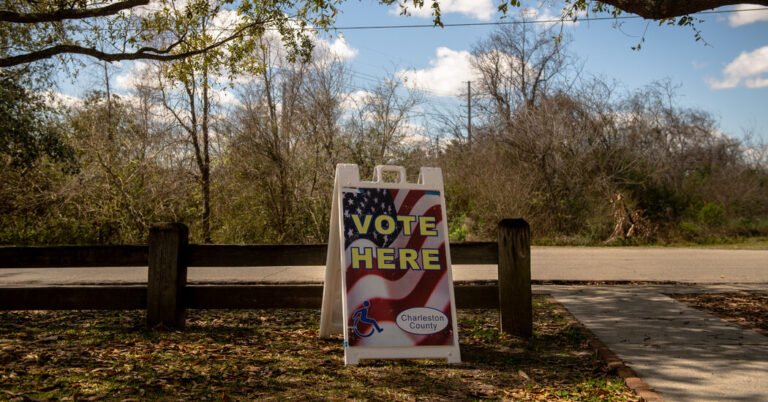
342, 187, 454, 347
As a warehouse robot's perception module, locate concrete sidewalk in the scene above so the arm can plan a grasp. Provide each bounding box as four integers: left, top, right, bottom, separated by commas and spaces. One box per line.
550, 286, 768, 401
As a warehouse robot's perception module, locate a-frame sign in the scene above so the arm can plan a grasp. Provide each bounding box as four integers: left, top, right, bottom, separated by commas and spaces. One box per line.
319, 164, 461, 365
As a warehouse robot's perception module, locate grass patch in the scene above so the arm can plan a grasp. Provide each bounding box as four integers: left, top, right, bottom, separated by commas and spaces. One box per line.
0, 297, 637, 400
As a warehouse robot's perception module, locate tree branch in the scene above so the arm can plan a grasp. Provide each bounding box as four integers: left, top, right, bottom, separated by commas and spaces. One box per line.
0, 0, 149, 23
597, 0, 768, 20
0, 22, 258, 67
0, 43, 192, 67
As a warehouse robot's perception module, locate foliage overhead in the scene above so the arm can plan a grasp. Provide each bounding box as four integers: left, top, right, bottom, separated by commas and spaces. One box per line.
0, 0, 347, 69
557, 0, 768, 20
2, 0, 767, 68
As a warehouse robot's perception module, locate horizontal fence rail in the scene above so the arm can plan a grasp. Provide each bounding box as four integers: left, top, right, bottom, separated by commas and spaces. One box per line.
0, 286, 147, 310
0, 245, 148, 268
0, 242, 498, 268
0, 285, 500, 311
0, 220, 530, 337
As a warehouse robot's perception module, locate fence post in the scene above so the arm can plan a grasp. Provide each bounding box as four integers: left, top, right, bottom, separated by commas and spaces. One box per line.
147, 222, 188, 329
497, 218, 532, 338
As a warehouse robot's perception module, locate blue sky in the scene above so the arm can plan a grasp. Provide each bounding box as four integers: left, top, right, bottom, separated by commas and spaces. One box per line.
324, 2, 768, 141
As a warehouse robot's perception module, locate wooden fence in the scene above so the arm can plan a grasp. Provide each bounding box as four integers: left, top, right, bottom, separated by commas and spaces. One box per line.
0, 219, 532, 337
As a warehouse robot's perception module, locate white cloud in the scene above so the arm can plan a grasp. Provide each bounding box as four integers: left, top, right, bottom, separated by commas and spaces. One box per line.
521, 7, 583, 28
212, 87, 243, 108
44, 91, 82, 109
128, 0, 191, 18
245, 30, 358, 66
708, 46, 768, 89
746, 77, 768, 87
393, 0, 495, 21
314, 35, 358, 62
329, 36, 358, 60
728, 5, 768, 27
114, 61, 152, 90
743, 143, 768, 167
397, 47, 479, 97
210, 8, 243, 31
400, 122, 430, 146
341, 90, 373, 111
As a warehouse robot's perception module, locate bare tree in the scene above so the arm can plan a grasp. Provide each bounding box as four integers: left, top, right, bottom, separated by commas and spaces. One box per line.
471, 19, 572, 125
225, 37, 311, 242
295, 59, 351, 239
156, 61, 217, 242
343, 78, 423, 179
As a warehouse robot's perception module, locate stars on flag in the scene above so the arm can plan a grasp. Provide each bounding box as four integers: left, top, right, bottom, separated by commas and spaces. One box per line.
342, 188, 401, 248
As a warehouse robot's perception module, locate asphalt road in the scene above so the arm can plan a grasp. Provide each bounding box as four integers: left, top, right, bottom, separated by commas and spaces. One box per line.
2, 246, 766, 286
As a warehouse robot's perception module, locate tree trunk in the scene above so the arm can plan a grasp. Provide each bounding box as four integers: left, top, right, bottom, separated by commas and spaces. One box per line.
201, 52, 212, 244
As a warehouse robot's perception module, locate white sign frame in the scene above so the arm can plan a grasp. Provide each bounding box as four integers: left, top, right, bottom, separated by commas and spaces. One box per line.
319, 164, 461, 365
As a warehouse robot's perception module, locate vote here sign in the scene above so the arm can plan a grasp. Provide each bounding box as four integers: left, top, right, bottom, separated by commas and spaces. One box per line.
342, 187, 454, 345
320, 164, 461, 364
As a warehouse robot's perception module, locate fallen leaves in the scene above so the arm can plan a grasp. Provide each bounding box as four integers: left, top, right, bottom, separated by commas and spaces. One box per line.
0, 299, 638, 401
670, 292, 768, 335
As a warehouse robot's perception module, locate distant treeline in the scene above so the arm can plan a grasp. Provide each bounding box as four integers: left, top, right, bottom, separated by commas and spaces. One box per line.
2, 23, 767, 245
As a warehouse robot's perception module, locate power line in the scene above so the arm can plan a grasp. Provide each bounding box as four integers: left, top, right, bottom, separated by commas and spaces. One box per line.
107, 6, 768, 33
328, 7, 768, 31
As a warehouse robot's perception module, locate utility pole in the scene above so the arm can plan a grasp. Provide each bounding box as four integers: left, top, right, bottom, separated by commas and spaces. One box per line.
467, 81, 472, 147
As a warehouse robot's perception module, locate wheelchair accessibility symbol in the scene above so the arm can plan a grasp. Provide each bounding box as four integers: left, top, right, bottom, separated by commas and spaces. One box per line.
352, 300, 383, 338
